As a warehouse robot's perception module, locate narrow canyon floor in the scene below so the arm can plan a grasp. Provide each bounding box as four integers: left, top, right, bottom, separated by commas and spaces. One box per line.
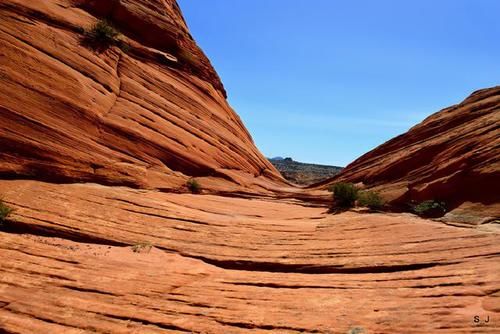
0, 180, 499, 333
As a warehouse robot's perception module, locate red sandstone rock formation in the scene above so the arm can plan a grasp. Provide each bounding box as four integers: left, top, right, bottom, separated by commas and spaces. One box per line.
0, 0, 284, 193
1, 179, 499, 333
1, 1, 499, 333
318, 87, 500, 222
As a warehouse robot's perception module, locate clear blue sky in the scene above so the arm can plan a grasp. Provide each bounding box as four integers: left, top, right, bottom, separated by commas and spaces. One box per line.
177, 0, 499, 166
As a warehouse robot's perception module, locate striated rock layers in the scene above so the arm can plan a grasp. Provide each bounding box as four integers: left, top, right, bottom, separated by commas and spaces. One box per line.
0, 0, 284, 193
0, 2, 499, 332
1, 179, 499, 333
318, 87, 500, 221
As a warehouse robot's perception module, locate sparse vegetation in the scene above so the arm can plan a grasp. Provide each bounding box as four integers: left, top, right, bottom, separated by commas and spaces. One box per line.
131, 241, 153, 253
413, 200, 446, 218
117, 40, 130, 53
86, 20, 118, 45
347, 327, 365, 334
0, 199, 13, 225
186, 178, 201, 194
83, 20, 129, 52
331, 182, 359, 209
329, 184, 387, 213
358, 190, 385, 210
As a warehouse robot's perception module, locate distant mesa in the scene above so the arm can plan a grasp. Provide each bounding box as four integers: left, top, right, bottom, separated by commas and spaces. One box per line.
269, 157, 343, 186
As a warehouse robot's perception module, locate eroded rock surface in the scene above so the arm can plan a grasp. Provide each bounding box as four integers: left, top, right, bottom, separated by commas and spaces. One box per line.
318, 87, 500, 222
1, 180, 499, 333
1, 1, 499, 333
0, 0, 283, 193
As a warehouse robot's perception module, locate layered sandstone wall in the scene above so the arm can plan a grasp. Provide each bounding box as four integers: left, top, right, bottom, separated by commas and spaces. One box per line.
317, 87, 500, 220
0, 0, 284, 192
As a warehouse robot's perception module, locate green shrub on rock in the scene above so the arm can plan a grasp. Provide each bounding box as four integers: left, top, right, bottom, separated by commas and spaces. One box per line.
0, 200, 13, 225
83, 20, 129, 52
331, 182, 359, 209
413, 200, 446, 218
358, 190, 385, 210
186, 178, 201, 194
86, 20, 118, 45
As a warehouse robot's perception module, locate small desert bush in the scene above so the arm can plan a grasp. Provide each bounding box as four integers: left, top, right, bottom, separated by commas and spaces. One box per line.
132, 241, 153, 253
84, 20, 129, 51
87, 20, 118, 44
117, 41, 130, 53
358, 190, 385, 210
186, 178, 201, 194
347, 327, 365, 334
0, 200, 13, 225
331, 182, 359, 209
413, 200, 446, 218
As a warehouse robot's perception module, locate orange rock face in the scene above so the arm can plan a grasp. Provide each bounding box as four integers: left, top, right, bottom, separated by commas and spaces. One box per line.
1, 180, 499, 333
1, 1, 499, 333
0, 0, 283, 192
319, 87, 500, 221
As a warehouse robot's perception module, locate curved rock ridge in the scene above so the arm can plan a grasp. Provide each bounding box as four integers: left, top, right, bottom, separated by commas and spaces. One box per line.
1, 180, 499, 333
317, 86, 500, 221
0, 0, 284, 192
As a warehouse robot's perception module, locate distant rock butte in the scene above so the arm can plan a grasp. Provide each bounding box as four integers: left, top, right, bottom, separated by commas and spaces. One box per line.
269, 157, 343, 186
317, 86, 500, 222
0, 0, 285, 194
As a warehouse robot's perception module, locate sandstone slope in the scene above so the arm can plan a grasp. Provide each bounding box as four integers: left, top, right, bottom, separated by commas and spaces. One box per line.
317, 87, 500, 222
0, 0, 284, 194
1, 1, 499, 333
1, 179, 499, 333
